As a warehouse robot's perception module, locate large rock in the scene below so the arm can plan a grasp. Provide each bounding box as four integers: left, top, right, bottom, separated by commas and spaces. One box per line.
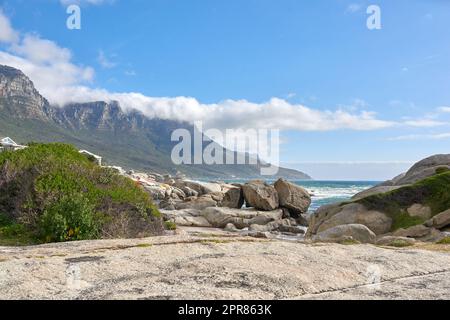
395, 154, 450, 185
161, 209, 212, 228
159, 198, 182, 210
378, 173, 407, 187
182, 180, 222, 196
202, 207, 283, 229
360, 154, 450, 197
209, 192, 225, 203
221, 185, 245, 209
178, 186, 199, 198
425, 209, 450, 229
312, 224, 376, 244
274, 178, 311, 216
309, 155, 450, 242
420, 228, 447, 242
393, 225, 433, 238
376, 236, 416, 247
242, 180, 279, 211
249, 222, 281, 233
308, 203, 392, 236
174, 195, 218, 210
393, 225, 446, 242
170, 187, 186, 200
306, 203, 342, 237
407, 204, 432, 220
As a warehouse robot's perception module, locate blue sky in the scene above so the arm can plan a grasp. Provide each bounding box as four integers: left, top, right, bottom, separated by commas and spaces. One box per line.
0, 0, 449, 179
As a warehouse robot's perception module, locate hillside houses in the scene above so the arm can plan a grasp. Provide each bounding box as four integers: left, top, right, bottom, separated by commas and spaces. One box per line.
79, 150, 103, 166
0, 137, 27, 152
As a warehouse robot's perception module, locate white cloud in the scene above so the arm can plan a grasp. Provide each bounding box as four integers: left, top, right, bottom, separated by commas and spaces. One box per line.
0, 10, 19, 43
39, 87, 393, 131
437, 106, 450, 113
0, 10, 395, 132
0, 0, 91, 96
0, 25, 94, 101
10, 34, 72, 64
403, 119, 446, 128
97, 50, 117, 69
0, 11, 92, 84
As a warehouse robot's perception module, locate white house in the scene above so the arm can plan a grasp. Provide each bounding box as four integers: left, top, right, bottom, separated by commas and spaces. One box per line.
79, 149, 103, 166
0, 137, 27, 152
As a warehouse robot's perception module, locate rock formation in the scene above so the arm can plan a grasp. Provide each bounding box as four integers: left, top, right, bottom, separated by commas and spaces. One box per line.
308, 155, 450, 244
242, 180, 279, 211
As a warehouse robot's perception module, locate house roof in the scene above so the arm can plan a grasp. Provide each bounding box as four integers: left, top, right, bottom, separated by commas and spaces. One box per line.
0, 137, 19, 146
79, 150, 102, 160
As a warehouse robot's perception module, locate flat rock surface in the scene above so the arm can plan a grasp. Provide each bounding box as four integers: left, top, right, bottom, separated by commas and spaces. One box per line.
0, 230, 449, 300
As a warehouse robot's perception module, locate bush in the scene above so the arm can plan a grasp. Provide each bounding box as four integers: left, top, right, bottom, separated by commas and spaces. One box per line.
0, 143, 163, 244
435, 167, 450, 175
164, 221, 177, 231
0, 212, 33, 246
389, 239, 414, 248
38, 195, 100, 242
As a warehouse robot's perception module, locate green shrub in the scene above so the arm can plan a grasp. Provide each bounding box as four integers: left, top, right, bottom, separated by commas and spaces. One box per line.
164, 221, 177, 231
0, 212, 33, 246
391, 212, 426, 232
38, 195, 100, 242
0, 212, 12, 227
435, 167, 450, 175
389, 239, 414, 248
0, 143, 163, 244
339, 239, 360, 245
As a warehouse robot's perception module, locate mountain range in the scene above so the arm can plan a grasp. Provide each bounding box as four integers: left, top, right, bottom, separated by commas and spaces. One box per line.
0, 65, 310, 179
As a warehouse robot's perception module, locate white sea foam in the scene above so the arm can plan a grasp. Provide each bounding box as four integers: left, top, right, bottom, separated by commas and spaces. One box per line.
293, 181, 378, 212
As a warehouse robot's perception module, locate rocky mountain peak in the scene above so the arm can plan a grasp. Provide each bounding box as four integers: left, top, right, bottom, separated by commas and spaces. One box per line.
0, 64, 26, 79
0, 65, 52, 120
57, 100, 145, 131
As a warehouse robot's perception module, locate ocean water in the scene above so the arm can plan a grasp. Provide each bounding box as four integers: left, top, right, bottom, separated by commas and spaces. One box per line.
291, 181, 379, 213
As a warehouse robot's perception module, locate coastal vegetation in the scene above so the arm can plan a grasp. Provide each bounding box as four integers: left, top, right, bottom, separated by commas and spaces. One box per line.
357, 170, 450, 231
0, 143, 163, 245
